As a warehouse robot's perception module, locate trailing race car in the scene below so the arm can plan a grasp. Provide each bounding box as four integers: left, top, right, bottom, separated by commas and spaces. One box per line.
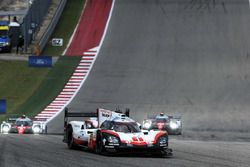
63, 108, 173, 157
0, 115, 43, 134
142, 113, 182, 135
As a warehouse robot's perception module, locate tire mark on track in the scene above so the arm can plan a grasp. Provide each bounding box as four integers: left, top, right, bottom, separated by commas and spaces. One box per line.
184, 0, 227, 12
175, 149, 248, 167
221, 1, 227, 13
0, 136, 6, 167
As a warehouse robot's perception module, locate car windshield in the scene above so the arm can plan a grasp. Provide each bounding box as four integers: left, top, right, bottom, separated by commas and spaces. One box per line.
0, 30, 8, 38
155, 118, 168, 123
16, 120, 32, 126
112, 122, 140, 133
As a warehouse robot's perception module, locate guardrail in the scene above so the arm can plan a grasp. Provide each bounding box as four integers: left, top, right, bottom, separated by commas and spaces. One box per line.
39, 0, 67, 52
0, 10, 28, 16
22, 0, 52, 52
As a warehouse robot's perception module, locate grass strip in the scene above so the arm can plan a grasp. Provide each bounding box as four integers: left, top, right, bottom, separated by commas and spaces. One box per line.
0, 0, 85, 121
0, 60, 49, 120
43, 0, 85, 56
14, 56, 81, 117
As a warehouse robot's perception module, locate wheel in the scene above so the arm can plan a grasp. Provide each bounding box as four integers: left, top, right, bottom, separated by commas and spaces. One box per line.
95, 132, 105, 154
67, 126, 76, 149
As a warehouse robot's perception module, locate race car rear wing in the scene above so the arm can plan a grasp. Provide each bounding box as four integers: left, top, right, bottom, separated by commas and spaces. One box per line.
64, 107, 130, 128
64, 108, 98, 118
3, 115, 30, 123
64, 107, 98, 128
147, 114, 181, 120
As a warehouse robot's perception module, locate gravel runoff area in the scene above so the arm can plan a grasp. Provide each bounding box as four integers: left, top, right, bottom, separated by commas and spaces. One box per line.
0, 0, 28, 11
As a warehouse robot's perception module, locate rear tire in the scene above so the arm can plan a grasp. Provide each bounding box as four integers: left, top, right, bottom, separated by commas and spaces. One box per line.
67, 126, 76, 149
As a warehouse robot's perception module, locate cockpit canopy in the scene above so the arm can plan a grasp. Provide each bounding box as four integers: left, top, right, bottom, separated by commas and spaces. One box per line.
15, 120, 33, 126
100, 120, 141, 133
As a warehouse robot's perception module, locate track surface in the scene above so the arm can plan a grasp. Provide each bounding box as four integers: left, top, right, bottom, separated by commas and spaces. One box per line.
0, 134, 249, 167
2, 0, 250, 166
50, 0, 250, 137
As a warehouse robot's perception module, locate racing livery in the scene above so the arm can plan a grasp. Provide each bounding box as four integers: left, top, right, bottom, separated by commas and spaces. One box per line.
0, 115, 43, 134
63, 108, 173, 156
142, 113, 182, 135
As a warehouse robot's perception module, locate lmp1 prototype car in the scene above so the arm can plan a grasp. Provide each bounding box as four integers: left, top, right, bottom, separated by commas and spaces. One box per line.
142, 113, 182, 135
0, 115, 43, 134
63, 108, 173, 157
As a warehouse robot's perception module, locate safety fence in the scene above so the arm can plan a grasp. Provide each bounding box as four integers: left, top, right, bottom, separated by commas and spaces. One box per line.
21, 0, 67, 53
22, 0, 52, 52
39, 0, 67, 52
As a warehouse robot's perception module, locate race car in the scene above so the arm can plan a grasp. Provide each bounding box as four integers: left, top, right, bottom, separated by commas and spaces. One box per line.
63, 108, 173, 157
0, 115, 43, 134
142, 113, 182, 135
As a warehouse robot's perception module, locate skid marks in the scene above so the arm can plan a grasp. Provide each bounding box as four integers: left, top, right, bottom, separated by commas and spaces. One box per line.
184, 0, 227, 13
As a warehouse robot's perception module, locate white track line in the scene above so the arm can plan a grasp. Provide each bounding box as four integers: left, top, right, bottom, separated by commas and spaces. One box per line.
62, 0, 88, 56
83, 52, 96, 55
43, 0, 116, 124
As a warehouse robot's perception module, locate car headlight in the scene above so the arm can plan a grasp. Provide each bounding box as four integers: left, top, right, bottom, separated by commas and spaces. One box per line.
143, 120, 152, 129
3, 42, 10, 46
169, 121, 178, 129
107, 135, 119, 144
2, 125, 10, 133
158, 136, 168, 146
170, 119, 182, 130
32, 125, 41, 134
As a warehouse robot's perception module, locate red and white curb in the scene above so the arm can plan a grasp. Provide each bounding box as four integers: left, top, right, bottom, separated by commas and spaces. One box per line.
34, 0, 116, 127
34, 47, 99, 121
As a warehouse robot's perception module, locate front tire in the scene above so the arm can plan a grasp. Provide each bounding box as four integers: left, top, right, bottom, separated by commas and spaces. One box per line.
95, 132, 105, 154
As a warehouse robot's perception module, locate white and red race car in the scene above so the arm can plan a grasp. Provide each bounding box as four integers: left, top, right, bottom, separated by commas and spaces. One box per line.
142, 113, 182, 135
0, 115, 43, 134
63, 108, 173, 156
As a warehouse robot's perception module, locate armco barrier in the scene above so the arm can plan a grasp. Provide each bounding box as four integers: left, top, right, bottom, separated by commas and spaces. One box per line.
39, 0, 67, 52
22, 0, 52, 52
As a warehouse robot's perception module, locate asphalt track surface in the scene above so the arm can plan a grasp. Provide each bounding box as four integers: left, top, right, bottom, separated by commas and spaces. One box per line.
51, 0, 250, 138
0, 134, 249, 167
2, 0, 250, 166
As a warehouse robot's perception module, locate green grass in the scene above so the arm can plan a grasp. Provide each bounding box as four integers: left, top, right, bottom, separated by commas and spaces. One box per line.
14, 56, 81, 117
43, 0, 85, 56
0, 61, 49, 119
0, 0, 85, 121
